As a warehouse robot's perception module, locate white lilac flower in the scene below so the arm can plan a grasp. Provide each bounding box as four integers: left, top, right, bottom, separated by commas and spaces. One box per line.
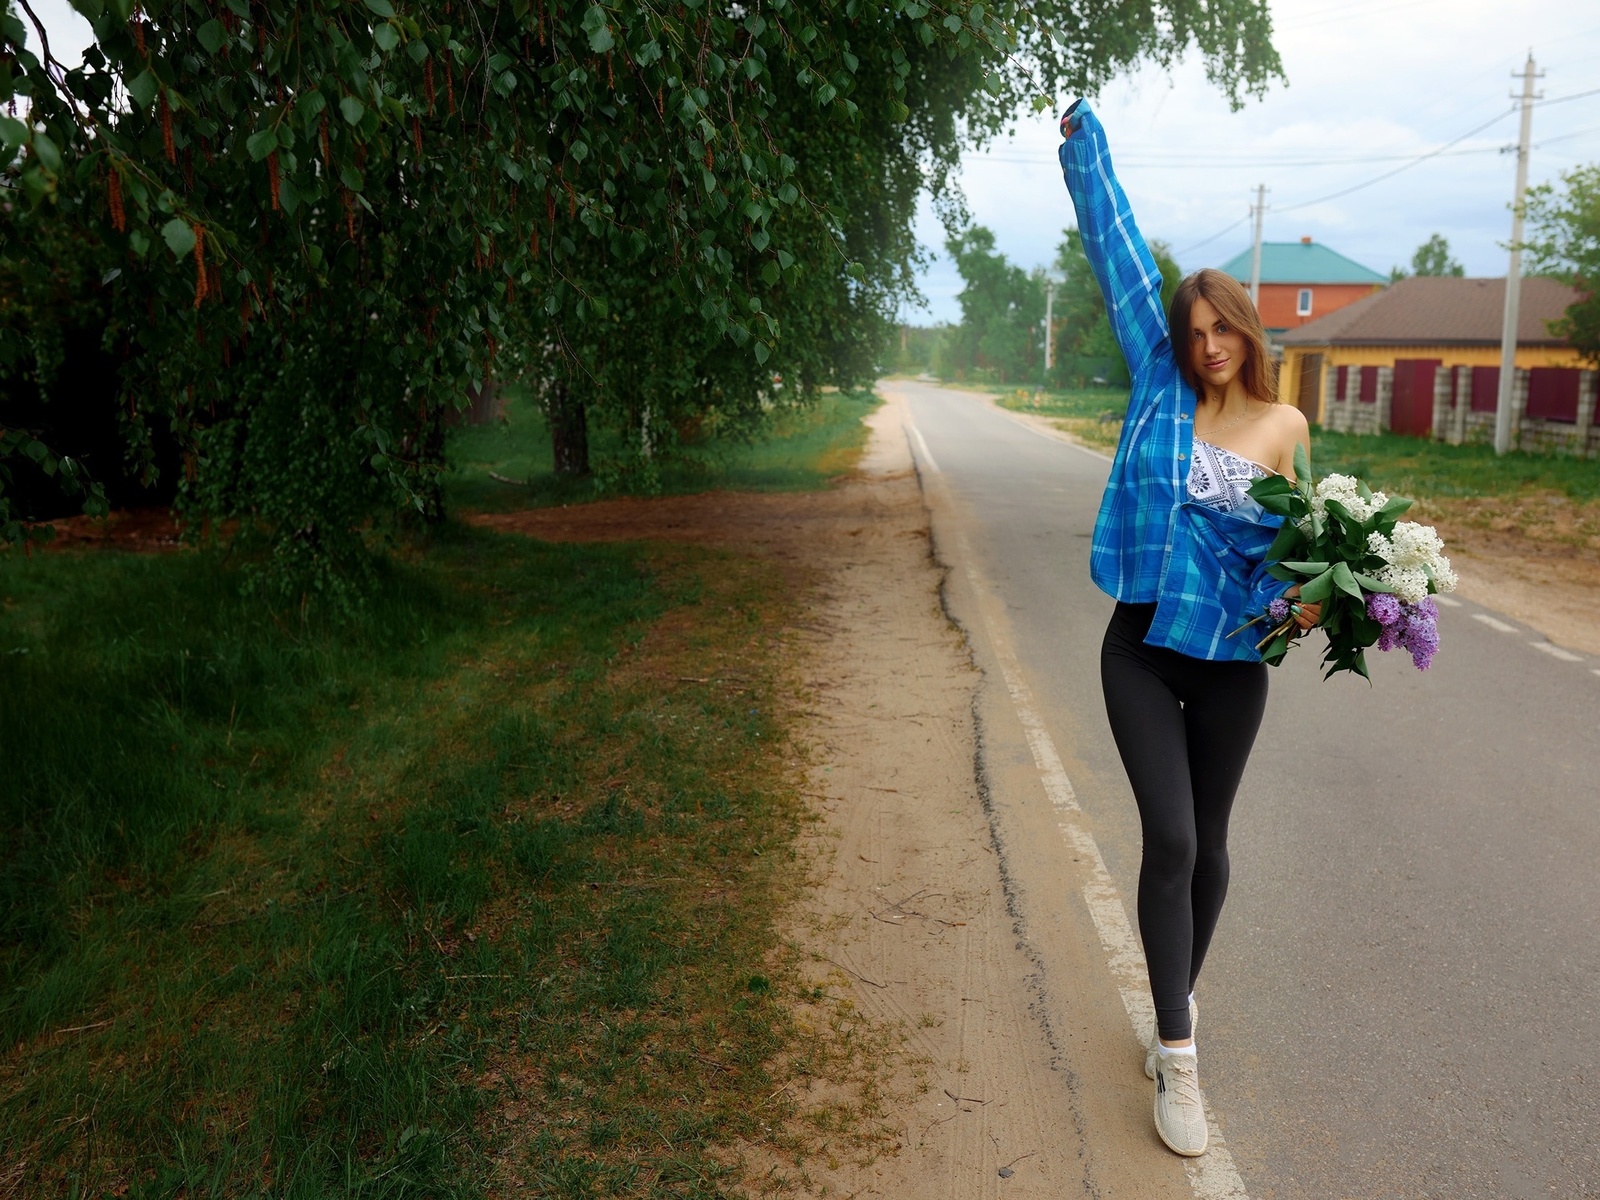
1311, 473, 1389, 523
1376, 565, 1432, 604
1388, 521, 1445, 569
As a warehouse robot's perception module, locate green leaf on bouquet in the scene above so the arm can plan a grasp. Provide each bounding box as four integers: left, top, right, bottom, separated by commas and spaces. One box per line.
1255, 490, 1297, 517
1330, 561, 1363, 600
1262, 631, 1291, 665
1292, 442, 1312, 499
1249, 474, 1294, 501
1322, 498, 1356, 529
1265, 520, 1305, 563
1281, 561, 1330, 574
1352, 571, 1391, 593
1378, 495, 1413, 519
1267, 563, 1300, 582
1297, 567, 1336, 603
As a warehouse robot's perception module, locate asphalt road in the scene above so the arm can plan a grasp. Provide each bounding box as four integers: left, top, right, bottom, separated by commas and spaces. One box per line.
892, 379, 1600, 1200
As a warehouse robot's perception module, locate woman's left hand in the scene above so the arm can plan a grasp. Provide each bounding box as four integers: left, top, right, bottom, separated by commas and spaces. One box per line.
1286, 586, 1321, 632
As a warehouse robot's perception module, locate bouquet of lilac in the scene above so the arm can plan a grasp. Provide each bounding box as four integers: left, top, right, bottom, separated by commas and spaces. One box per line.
1234, 444, 1458, 680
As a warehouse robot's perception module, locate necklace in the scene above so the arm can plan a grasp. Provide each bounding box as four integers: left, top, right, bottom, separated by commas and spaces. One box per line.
1197, 399, 1254, 439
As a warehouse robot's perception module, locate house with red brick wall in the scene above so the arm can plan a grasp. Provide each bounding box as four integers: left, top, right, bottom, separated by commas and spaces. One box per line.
1216, 237, 1388, 336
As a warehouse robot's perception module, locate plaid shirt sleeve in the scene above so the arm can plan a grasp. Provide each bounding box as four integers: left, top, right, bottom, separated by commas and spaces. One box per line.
1057, 101, 1171, 378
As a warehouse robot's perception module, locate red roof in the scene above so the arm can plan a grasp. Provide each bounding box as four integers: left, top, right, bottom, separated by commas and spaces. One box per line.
1278, 276, 1579, 347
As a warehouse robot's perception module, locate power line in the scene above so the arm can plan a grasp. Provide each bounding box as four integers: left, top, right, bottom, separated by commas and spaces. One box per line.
1534, 85, 1600, 109
1274, 105, 1517, 213
1174, 212, 1250, 259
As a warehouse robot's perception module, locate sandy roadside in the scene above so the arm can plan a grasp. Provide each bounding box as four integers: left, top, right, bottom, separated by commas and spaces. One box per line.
469, 399, 1099, 1196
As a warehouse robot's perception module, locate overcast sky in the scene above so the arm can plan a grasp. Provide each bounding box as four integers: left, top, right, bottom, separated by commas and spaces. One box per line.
915, 0, 1600, 323
22, 0, 1600, 326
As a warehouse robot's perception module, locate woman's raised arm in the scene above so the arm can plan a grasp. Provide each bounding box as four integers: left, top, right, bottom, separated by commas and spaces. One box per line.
1058, 100, 1171, 379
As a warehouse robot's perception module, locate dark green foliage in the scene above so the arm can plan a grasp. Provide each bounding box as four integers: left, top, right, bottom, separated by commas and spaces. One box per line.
1524, 164, 1600, 366
3, 0, 1283, 592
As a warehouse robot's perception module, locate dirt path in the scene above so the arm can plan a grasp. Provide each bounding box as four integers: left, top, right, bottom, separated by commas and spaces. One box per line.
469, 400, 1091, 1196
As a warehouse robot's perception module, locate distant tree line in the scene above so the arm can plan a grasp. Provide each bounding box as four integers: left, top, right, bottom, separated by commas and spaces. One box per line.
922, 222, 1178, 389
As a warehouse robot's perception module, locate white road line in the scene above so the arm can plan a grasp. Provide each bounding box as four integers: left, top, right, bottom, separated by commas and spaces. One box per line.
943, 528, 1250, 1200
908, 422, 941, 473
1472, 613, 1518, 633
1531, 642, 1584, 663
1435, 595, 1463, 608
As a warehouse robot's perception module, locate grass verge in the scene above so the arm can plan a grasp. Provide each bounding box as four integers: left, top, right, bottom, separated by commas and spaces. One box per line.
448, 389, 881, 514
0, 527, 846, 1196
990, 385, 1130, 453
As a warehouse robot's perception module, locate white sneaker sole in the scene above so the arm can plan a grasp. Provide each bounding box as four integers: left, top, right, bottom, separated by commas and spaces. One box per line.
1154, 1105, 1209, 1158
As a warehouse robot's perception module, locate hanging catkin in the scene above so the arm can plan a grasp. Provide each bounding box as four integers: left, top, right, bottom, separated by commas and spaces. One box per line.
108, 169, 126, 232
160, 90, 175, 163
192, 224, 207, 309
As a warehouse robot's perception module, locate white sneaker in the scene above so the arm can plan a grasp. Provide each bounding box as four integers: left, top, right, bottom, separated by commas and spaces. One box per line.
1144, 997, 1199, 1079
1153, 1051, 1209, 1157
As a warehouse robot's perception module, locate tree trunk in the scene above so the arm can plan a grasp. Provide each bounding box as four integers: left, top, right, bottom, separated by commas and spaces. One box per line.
548, 380, 590, 476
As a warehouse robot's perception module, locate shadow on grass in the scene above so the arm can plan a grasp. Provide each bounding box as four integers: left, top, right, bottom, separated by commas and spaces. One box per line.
448, 387, 882, 514
0, 526, 803, 1197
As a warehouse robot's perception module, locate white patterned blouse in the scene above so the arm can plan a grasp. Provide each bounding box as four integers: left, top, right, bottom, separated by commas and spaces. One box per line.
1187, 439, 1271, 515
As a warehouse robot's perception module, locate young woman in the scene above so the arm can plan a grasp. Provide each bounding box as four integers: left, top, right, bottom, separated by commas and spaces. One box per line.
1058, 98, 1318, 1158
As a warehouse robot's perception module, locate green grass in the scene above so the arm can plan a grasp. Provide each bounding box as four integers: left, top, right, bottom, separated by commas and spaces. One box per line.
1309, 429, 1600, 503
0, 525, 811, 1197
991, 385, 1131, 453
448, 387, 881, 513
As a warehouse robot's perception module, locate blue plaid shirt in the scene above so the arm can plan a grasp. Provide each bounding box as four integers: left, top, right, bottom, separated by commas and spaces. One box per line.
1059, 100, 1291, 662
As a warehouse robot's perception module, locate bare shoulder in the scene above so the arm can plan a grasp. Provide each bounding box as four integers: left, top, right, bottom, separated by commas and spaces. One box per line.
1269, 401, 1310, 438
1268, 402, 1310, 475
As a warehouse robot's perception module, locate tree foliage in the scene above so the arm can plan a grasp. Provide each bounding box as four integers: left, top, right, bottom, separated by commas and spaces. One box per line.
937, 223, 1043, 382
1525, 164, 1600, 366
1051, 226, 1180, 387
2, 0, 1282, 592
1391, 231, 1463, 281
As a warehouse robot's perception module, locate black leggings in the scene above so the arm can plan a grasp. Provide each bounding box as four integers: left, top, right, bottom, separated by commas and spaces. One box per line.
1100, 602, 1268, 1041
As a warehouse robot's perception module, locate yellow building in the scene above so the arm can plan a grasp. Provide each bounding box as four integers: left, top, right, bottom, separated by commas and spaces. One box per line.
1277, 276, 1594, 454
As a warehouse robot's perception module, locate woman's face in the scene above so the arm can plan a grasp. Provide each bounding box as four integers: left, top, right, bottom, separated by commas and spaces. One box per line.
1186, 295, 1249, 395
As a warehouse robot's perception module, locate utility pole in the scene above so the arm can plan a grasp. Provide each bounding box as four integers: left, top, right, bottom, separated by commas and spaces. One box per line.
1494, 51, 1542, 455
1248, 184, 1267, 309
1043, 279, 1057, 376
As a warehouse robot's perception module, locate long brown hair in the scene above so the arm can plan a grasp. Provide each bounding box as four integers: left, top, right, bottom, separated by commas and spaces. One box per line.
1168, 268, 1278, 406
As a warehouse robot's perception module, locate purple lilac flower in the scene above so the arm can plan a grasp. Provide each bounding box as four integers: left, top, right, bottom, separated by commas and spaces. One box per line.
1268, 596, 1292, 623
1370, 597, 1442, 669
1401, 609, 1440, 670
1366, 592, 1403, 627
